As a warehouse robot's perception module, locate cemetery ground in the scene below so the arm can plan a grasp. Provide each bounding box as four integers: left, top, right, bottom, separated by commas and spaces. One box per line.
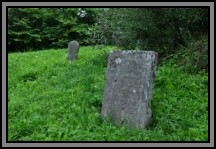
8, 46, 208, 141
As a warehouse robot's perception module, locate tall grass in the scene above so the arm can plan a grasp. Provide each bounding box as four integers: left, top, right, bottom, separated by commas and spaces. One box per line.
8, 46, 208, 141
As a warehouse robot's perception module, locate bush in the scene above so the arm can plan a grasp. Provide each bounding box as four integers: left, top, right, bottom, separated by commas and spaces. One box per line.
177, 35, 208, 74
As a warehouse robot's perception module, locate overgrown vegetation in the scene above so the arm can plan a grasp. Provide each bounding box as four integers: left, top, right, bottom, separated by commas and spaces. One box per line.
8, 8, 209, 73
8, 8, 98, 51
176, 34, 208, 74
95, 8, 209, 73
8, 47, 208, 141
7, 7, 209, 141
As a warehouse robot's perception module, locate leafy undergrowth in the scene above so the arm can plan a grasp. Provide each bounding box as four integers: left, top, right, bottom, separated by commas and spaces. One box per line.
8, 46, 208, 141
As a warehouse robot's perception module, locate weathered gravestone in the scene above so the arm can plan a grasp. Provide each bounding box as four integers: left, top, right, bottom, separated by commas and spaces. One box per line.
101, 51, 158, 129
68, 40, 79, 61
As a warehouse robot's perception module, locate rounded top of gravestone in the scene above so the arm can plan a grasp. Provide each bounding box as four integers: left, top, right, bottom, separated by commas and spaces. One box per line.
69, 40, 79, 44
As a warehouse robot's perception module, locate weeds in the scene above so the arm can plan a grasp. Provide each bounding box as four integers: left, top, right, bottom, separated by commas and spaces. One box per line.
8, 47, 208, 141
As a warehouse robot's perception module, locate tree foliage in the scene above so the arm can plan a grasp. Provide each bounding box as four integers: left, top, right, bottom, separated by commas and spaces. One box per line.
94, 8, 208, 72
95, 8, 208, 53
8, 8, 97, 52
8, 8, 208, 73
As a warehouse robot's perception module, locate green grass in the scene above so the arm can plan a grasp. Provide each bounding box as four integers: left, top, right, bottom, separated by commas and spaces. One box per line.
8, 46, 208, 141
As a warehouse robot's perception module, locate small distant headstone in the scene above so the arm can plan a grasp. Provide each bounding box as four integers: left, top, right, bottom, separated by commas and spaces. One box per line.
68, 40, 79, 61
101, 50, 158, 129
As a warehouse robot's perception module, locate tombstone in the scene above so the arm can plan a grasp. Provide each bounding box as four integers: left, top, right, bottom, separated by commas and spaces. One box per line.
101, 51, 158, 129
68, 40, 79, 61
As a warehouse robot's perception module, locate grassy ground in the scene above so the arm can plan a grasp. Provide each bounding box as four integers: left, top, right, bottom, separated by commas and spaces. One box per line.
8, 46, 208, 141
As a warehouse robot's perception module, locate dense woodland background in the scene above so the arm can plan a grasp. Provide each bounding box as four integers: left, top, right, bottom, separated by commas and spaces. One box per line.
8, 8, 208, 74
